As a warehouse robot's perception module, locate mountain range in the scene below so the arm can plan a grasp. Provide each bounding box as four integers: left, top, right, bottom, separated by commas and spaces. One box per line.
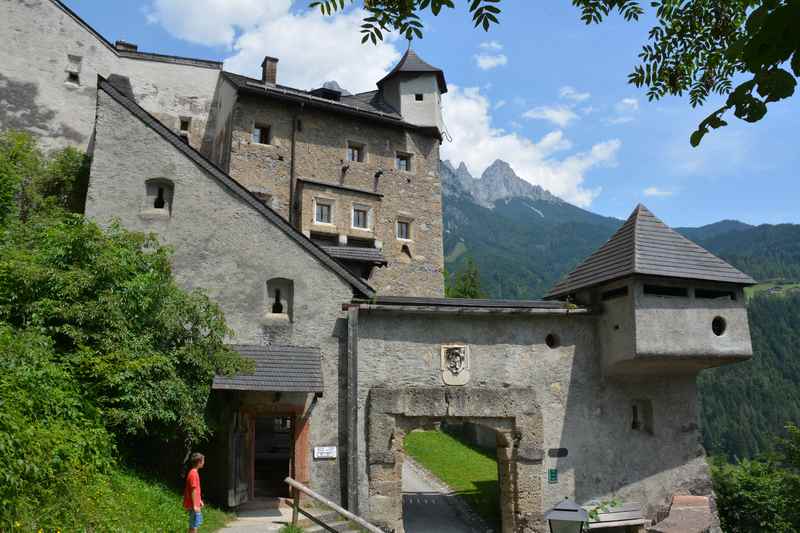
441, 159, 800, 298
441, 159, 800, 460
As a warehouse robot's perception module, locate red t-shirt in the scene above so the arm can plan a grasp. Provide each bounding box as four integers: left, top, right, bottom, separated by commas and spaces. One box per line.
183, 468, 203, 510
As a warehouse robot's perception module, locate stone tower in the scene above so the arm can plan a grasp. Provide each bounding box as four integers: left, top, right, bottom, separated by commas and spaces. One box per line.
376, 48, 447, 133
547, 204, 755, 377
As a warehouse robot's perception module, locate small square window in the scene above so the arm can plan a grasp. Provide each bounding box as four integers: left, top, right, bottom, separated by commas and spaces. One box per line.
180, 118, 191, 132
397, 220, 411, 240
253, 125, 271, 145
315, 201, 332, 224
347, 142, 365, 162
396, 153, 412, 172
353, 207, 369, 229
415, 93, 424, 101
66, 72, 80, 85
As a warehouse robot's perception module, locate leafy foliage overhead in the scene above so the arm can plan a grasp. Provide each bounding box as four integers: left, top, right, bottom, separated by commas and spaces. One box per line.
312, 0, 800, 143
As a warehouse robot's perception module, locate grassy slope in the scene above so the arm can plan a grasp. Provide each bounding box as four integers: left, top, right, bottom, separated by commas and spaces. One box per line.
34, 469, 232, 532
403, 430, 500, 527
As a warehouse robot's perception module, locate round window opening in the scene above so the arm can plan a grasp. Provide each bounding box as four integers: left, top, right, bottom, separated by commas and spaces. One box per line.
712, 316, 727, 337
545, 333, 560, 349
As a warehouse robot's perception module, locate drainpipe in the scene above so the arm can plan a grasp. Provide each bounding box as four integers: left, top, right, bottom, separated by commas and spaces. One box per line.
289, 102, 304, 227
345, 304, 360, 513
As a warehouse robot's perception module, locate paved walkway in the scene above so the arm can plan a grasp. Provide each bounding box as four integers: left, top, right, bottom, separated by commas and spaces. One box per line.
402, 459, 488, 533
216, 500, 292, 532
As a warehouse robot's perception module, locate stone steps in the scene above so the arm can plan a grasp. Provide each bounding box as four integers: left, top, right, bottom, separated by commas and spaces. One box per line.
297, 510, 363, 533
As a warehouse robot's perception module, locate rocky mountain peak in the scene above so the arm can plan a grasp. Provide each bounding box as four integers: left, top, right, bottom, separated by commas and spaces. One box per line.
440, 159, 562, 208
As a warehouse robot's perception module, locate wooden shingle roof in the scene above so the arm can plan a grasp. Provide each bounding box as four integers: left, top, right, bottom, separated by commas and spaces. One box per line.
213, 345, 323, 393
546, 204, 756, 299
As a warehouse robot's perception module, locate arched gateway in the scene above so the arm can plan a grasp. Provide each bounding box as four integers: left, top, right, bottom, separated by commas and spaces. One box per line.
366, 387, 543, 533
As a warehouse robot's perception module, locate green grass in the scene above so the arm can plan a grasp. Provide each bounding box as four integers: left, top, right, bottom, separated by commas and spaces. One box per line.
15, 468, 232, 532
403, 429, 500, 527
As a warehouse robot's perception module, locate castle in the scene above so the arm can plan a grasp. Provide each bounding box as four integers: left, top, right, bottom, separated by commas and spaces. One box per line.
1, 2, 755, 532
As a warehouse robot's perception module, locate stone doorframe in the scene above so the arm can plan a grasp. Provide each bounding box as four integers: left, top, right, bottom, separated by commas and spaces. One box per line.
366, 387, 544, 533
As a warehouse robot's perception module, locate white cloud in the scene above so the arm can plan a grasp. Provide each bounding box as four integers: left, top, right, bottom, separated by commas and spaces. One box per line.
479, 40, 503, 51
145, 0, 401, 92
523, 105, 579, 128
643, 187, 674, 197
442, 86, 621, 207
609, 97, 640, 124
559, 86, 591, 102
616, 97, 640, 112
475, 53, 508, 70
494, 99, 507, 110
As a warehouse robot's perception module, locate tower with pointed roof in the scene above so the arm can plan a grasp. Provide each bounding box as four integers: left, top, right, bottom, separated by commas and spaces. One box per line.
377, 48, 447, 133
547, 204, 755, 376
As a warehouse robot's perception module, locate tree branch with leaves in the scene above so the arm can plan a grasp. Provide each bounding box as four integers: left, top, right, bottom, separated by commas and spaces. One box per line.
310, 0, 800, 145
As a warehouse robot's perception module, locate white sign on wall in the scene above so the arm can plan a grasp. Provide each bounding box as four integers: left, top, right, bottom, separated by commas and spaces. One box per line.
314, 446, 338, 460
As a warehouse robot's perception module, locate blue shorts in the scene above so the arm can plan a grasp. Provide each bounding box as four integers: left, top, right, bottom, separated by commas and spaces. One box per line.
188, 510, 203, 529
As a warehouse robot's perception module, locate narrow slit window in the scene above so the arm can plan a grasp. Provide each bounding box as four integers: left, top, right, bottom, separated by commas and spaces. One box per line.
154, 187, 166, 209
601, 286, 629, 301
631, 399, 654, 434
695, 288, 736, 301
643, 285, 688, 298
272, 289, 284, 314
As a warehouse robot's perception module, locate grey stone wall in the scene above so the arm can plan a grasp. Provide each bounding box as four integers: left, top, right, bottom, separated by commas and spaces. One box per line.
0, 0, 220, 152
356, 310, 713, 530
227, 93, 445, 297
85, 89, 355, 502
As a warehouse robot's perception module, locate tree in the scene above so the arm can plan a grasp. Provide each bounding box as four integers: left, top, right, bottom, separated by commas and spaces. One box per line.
311, 1, 800, 144
445, 257, 486, 298
0, 131, 250, 445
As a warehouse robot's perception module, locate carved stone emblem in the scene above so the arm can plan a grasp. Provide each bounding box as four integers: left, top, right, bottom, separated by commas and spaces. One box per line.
441, 344, 470, 386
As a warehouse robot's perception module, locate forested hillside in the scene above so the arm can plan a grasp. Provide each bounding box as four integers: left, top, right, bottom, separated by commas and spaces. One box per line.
441, 159, 800, 459
700, 292, 800, 459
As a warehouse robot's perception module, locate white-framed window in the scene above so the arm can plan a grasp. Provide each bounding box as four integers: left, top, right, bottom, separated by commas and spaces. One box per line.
396, 152, 412, 172
314, 198, 334, 225
347, 141, 365, 162
352, 204, 371, 230
253, 124, 271, 145
396, 218, 412, 240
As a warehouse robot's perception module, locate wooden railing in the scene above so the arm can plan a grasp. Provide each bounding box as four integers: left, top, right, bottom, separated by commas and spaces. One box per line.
284, 476, 384, 533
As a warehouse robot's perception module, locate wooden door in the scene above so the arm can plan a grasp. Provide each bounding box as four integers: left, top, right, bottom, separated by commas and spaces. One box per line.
228, 412, 252, 507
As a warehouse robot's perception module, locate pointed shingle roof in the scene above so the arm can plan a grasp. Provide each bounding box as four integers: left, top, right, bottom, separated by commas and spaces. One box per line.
545, 204, 756, 298
378, 48, 448, 93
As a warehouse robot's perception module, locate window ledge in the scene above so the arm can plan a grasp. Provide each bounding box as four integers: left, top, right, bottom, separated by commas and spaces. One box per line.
139, 208, 170, 221
261, 313, 291, 327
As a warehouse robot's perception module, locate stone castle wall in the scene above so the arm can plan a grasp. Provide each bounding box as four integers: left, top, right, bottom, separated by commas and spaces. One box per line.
0, 0, 221, 152
86, 88, 357, 502
228, 93, 445, 296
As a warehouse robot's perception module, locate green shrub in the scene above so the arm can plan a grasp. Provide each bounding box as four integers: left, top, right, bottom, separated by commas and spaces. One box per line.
279, 525, 306, 533
0, 325, 114, 529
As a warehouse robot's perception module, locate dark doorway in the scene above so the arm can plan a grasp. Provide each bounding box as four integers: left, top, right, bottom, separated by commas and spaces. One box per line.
253, 416, 293, 498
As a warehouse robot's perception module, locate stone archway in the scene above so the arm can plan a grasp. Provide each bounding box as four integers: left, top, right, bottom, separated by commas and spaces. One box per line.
366, 387, 544, 533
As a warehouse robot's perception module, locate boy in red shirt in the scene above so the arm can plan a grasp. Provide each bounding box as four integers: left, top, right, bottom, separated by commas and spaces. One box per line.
183, 453, 205, 532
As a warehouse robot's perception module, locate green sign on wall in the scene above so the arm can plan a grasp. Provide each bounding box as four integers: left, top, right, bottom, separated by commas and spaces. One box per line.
548, 468, 558, 484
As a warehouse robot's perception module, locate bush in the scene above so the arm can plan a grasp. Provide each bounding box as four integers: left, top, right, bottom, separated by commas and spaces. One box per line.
0, 325, 114, 529
712, 424, 800, 532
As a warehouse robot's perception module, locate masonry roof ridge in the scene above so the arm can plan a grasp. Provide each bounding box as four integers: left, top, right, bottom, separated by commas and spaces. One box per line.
95, 75, 375, 298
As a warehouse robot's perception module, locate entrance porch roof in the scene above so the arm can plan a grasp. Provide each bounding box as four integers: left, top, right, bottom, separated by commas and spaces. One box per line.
213, 345, 323, 394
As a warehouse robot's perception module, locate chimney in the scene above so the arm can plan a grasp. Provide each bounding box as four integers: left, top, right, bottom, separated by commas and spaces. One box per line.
261, 56, 279, 84
115, 40, 138, 52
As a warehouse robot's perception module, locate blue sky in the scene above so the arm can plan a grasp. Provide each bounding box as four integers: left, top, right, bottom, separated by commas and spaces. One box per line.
65, 0, 800, 227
